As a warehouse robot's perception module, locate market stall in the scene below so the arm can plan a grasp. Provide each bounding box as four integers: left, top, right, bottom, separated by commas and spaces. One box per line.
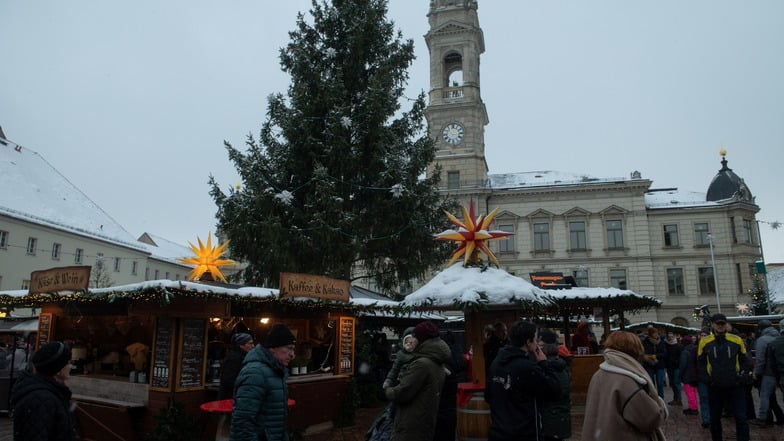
0, 271, 405, 440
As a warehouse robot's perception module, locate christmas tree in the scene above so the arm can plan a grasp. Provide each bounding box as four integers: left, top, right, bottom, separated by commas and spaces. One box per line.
210, 0, 453, 294
747, 273, 772, 315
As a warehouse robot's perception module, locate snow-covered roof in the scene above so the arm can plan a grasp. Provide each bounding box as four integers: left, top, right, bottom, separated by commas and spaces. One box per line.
613, 320, 702, 334
0, 280, 418, 317
402, 264, 550, 309
544, 286, 662, 316
644, 188, 718, 210
137, 233, 194, 266
0, 138, 144, 251
487, 171, 636, 190
487, 171, 719, 211
767, 265, 784, 307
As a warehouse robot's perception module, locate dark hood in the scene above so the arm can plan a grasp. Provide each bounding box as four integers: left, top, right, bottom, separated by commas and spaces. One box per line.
10, 371, 71, 405
412, 336, 451, 365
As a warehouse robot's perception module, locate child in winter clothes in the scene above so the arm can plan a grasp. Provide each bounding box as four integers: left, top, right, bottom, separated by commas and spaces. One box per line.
678, 335, 699, 415
383, 326, 416, 389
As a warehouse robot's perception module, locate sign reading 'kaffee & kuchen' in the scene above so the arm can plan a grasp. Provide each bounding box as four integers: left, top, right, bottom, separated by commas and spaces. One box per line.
279, 272, 350, 302
29, 265, 91, 294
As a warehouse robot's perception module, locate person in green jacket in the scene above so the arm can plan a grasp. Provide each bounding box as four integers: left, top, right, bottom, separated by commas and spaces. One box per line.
230, 323, 296, 441
383, 321, 451, 441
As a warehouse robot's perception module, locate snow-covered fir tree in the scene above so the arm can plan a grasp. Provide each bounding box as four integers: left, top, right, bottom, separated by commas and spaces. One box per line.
210, 0, 454, 294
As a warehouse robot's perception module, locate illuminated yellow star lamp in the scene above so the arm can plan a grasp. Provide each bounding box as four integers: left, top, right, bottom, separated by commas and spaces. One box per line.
435, 202, 513, 267
178, 233, 235, 283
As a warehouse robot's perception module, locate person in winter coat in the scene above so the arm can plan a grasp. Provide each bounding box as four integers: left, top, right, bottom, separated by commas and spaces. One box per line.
570, 322, 597, 355
697, 313, 752, 441
384, 327, 416, 389
750, 319, 784, 426
218, 332, 255, 400
486, 320, 560, 441
230, 323, 295, 441
483, 321, 508, 380
434, 330, 467, 441
641, 327, 667, 399
581, 331, 668, 441
383, 321, 450, 441
678, 335, 700, 416
663, 332, 683, 405
538, 330, 572, 441
10, 341, 77, 441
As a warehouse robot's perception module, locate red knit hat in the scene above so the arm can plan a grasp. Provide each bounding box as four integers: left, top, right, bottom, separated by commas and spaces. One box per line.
412, 321, 440, 341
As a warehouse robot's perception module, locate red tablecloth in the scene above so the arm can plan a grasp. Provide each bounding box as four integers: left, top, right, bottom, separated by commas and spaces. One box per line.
200, 399, 296, 414
456, 382, 484, 407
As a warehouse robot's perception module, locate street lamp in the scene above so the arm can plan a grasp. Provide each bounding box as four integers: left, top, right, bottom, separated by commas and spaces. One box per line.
707, 233, 721, 313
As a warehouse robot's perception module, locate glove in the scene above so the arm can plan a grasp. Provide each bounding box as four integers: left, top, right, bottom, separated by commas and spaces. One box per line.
382, 379, 392, 389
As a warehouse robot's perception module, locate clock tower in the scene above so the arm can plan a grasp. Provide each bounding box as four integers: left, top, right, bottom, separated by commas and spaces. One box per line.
424, 0, 489, 193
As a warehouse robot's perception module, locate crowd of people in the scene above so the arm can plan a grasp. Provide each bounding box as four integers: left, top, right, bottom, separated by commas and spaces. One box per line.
10, 315, 784, 441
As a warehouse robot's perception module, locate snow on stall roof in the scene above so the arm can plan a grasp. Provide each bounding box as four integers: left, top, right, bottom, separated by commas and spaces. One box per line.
0, 139, 144, 250
542, 286, 661, 304
402, 264, 548, 308
0, 280, 427, 314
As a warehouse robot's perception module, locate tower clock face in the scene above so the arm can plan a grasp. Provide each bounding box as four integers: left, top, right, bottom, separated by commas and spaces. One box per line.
442, 122, 465, 145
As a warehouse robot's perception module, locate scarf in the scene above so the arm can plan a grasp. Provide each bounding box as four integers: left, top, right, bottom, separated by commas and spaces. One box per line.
600, 349, 668, 441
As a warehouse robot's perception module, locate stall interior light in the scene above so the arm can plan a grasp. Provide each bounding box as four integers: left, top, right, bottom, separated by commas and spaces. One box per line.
259, 317, 270, 324
210, 317, 221, 323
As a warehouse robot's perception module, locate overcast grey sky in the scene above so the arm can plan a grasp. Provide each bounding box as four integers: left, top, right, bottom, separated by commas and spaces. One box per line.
2, 1, 783, 262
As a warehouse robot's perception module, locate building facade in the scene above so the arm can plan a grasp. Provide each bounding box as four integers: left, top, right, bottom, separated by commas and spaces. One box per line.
0, 134, 194, 296
423, 1, 762, 326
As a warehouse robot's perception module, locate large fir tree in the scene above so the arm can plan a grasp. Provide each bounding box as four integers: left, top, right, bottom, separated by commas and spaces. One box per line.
209, 0, 453, 293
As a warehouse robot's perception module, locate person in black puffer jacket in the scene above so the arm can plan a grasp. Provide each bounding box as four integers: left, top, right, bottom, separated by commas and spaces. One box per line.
538, 330, 571, 441
10, 341, 77, 441
486, 321, 560, 441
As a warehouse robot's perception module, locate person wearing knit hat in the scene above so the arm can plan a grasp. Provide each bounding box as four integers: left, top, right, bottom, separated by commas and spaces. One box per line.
383, 327, 416, 389
230, 324, 295, 440
217, 332, 255, 400
537, 328, 573, 441
10, 341, 77, 440
384, 321, 451, 440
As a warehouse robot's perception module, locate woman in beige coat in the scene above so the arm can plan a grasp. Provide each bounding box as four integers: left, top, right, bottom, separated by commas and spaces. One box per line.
581, 331, 668, 441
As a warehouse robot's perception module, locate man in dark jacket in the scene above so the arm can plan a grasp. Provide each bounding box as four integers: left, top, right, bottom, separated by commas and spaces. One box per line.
230, 324, 295, 441
698, 313, 753, 441
750, 319, 784, 427
664, 332, 684, 405
642, 327, 667, 399
434, 330, 467, 441
486, 320, 560, 441
384, 320, 451, 441
218, 332, 255, 400
537, 330, 571, 441
10, 341, 77, 441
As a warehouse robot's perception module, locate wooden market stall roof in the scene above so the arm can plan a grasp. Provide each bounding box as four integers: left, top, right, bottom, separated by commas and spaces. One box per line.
612, 320, 702, 335
543, 287, 662, 343
0, 280, 416, 317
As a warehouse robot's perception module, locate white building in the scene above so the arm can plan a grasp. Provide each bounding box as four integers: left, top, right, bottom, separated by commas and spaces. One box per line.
422, 1, 764, 327
0, 131, 195, 296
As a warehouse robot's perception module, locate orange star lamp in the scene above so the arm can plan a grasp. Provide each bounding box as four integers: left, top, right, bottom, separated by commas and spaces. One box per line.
435, 201, 514, 267
178, 233, 235, 283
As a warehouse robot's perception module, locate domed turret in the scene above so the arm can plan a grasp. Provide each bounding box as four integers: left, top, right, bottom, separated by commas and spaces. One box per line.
706, 149, 753, 202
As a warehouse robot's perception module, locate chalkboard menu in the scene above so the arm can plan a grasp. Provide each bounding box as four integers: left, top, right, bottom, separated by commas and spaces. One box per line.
151, 317, 175, 390
177, 318, 207, 390
36, 313, 53, 350
337, 317, 355, 375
